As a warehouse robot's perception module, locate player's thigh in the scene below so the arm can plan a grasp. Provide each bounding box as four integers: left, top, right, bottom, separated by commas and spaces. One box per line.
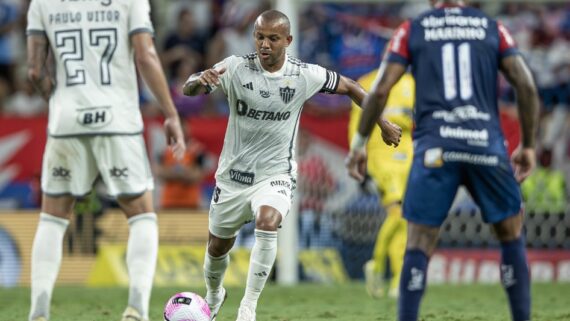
463, 158, 522, 225
41, 194, 76, 219
208, 183, 254, 239
403, 150, 460, 227
41, 136, 98, 198
116, 191, 154, 218
92, 135, 154, 198
250, 175, 294, 225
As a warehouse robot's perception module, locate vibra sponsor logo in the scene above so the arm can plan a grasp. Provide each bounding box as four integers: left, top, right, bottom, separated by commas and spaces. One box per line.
439, 126, 488, 141
432, 105, 490, 123
229, 169, 255, 185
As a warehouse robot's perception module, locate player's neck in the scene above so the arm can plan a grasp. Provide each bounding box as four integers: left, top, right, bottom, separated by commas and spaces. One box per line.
435, 0, 465, 8
260, 55, 287, 73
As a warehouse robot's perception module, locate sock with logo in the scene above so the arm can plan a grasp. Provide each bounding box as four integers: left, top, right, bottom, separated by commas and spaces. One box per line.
398, 249, 428, 321
126, 213, 158, 320
500, 237, 530, 321
204, 251, 230, 302
242, 229, 278, 309
30, 213, 69, 321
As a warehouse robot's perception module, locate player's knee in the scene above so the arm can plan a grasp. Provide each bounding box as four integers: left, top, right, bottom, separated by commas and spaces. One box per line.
255, 206, 282, 231
255, 219, 279, 231
207, 236, 234, 257
493, 213, 524, 242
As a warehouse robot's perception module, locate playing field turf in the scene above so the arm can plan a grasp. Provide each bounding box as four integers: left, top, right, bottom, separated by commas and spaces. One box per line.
1, 283, 568, 321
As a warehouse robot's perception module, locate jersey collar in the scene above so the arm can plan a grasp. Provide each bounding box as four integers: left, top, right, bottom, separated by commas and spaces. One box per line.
256, 53, 289, 78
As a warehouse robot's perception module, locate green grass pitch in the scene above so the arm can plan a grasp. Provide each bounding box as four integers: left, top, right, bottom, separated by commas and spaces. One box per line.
1, 283, 569, 321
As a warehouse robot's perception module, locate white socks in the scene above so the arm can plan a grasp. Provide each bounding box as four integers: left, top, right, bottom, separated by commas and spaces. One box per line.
126, 213, 158, 320
204, 251, 230, 302
242, 229, 278, 309
29, 213, 69, 321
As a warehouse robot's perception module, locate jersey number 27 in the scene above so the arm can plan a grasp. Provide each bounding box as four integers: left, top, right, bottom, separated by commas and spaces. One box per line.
55, 28, 117, 87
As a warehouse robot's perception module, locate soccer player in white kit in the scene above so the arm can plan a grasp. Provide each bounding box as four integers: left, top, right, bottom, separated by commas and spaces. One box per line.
26, 1, 185, 321
183, 10, 402, 321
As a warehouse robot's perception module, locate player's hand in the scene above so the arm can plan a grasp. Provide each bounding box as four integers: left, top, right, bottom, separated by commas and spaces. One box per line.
345, 148, 368, 182
198, 66, 227, 88
378, 119, 402, 147
163, 116, 186, 160
511, 146, 536, 183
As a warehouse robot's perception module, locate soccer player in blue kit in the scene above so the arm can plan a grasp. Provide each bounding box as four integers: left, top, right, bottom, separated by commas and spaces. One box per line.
346, 1, 540, 321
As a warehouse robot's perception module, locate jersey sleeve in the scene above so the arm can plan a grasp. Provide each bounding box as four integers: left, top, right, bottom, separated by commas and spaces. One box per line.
128, 0, 154, 36
386, 20, 412, 66
497, 21, 519, 59
26, 0, 45, 36
303, 63, 340, 100
210, 55, 241, 94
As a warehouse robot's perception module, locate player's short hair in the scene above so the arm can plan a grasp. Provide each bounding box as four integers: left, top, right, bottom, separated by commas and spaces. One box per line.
255, 10, 290, 35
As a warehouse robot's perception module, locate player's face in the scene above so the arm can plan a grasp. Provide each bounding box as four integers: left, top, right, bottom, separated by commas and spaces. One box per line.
253, 21, 292, 71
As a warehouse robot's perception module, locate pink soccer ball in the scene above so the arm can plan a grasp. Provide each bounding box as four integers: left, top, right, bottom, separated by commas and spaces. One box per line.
163, 292, 211, 321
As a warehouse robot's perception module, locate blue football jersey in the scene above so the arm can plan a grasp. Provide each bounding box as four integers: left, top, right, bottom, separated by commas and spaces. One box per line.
386, 4, 519, 156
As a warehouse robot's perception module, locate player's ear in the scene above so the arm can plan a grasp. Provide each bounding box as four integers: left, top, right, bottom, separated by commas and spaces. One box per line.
286, 35, 293, 46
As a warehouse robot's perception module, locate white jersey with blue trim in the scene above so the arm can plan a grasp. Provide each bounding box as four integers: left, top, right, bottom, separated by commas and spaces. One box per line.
211, 53, 339, 186
26, 0, 153, 136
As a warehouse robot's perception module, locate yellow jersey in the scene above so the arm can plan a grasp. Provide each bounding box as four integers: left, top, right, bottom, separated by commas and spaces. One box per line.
348, 71, 415, 205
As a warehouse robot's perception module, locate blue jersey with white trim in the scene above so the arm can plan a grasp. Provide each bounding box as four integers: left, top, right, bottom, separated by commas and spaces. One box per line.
387, 4, 519, 156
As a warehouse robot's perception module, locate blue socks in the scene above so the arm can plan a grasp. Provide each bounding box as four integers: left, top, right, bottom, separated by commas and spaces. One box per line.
398, 249, 428, 321
500, 237, 531, 321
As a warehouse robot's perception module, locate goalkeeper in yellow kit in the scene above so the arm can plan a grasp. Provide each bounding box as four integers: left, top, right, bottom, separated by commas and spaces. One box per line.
348, 70, 414, 299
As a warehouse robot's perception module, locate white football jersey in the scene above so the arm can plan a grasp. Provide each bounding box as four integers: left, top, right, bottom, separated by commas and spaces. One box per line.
26, 0, 154, 136
212, 53, 339, 186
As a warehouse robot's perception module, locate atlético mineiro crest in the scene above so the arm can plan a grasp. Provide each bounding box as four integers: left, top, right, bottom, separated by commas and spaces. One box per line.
279, 87, 295, 103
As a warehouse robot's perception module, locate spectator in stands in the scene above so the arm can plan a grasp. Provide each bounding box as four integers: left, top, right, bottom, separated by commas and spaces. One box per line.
297, 129, 337, 248
161, 8, 208, 77
522, 148, 567, 215
0, 0, 19, 93
155, 120, 213, 209
170, 56, 213, 117
4, 68, 47, 116
205, 0, 261, 68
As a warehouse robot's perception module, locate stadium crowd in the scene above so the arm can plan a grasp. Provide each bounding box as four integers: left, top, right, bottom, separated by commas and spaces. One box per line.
0, 0, 569, 211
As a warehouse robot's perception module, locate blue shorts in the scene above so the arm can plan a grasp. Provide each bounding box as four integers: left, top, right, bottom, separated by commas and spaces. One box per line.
403, 148, 522, 227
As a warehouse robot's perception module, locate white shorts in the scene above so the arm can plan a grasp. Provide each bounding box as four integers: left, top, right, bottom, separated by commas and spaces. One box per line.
209, 174, 295, 239
41, 135, 154, 197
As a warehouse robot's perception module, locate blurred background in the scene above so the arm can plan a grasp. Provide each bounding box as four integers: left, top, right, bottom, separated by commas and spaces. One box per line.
0, 0, 569, 290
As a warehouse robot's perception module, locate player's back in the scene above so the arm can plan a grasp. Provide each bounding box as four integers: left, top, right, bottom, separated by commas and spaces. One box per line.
27, 0, 153, 137
392, 4, 517, 155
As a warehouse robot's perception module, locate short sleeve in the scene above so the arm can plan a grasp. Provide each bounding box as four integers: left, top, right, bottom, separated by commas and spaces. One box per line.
304, 64, 339, 100
26, 0, 45, 36
210, 55, 241, 94
497, 21, 519, 59
129, 0, 154, 36
386, 20, 411, 66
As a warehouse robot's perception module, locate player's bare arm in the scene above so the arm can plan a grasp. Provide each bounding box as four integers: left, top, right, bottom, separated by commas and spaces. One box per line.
345, 62, 407, 182
183, 65, 227, 96
337, 75, 402, 147
500, 55, 539, 182
132, 32, 186, 158
27, 34, 54, 101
